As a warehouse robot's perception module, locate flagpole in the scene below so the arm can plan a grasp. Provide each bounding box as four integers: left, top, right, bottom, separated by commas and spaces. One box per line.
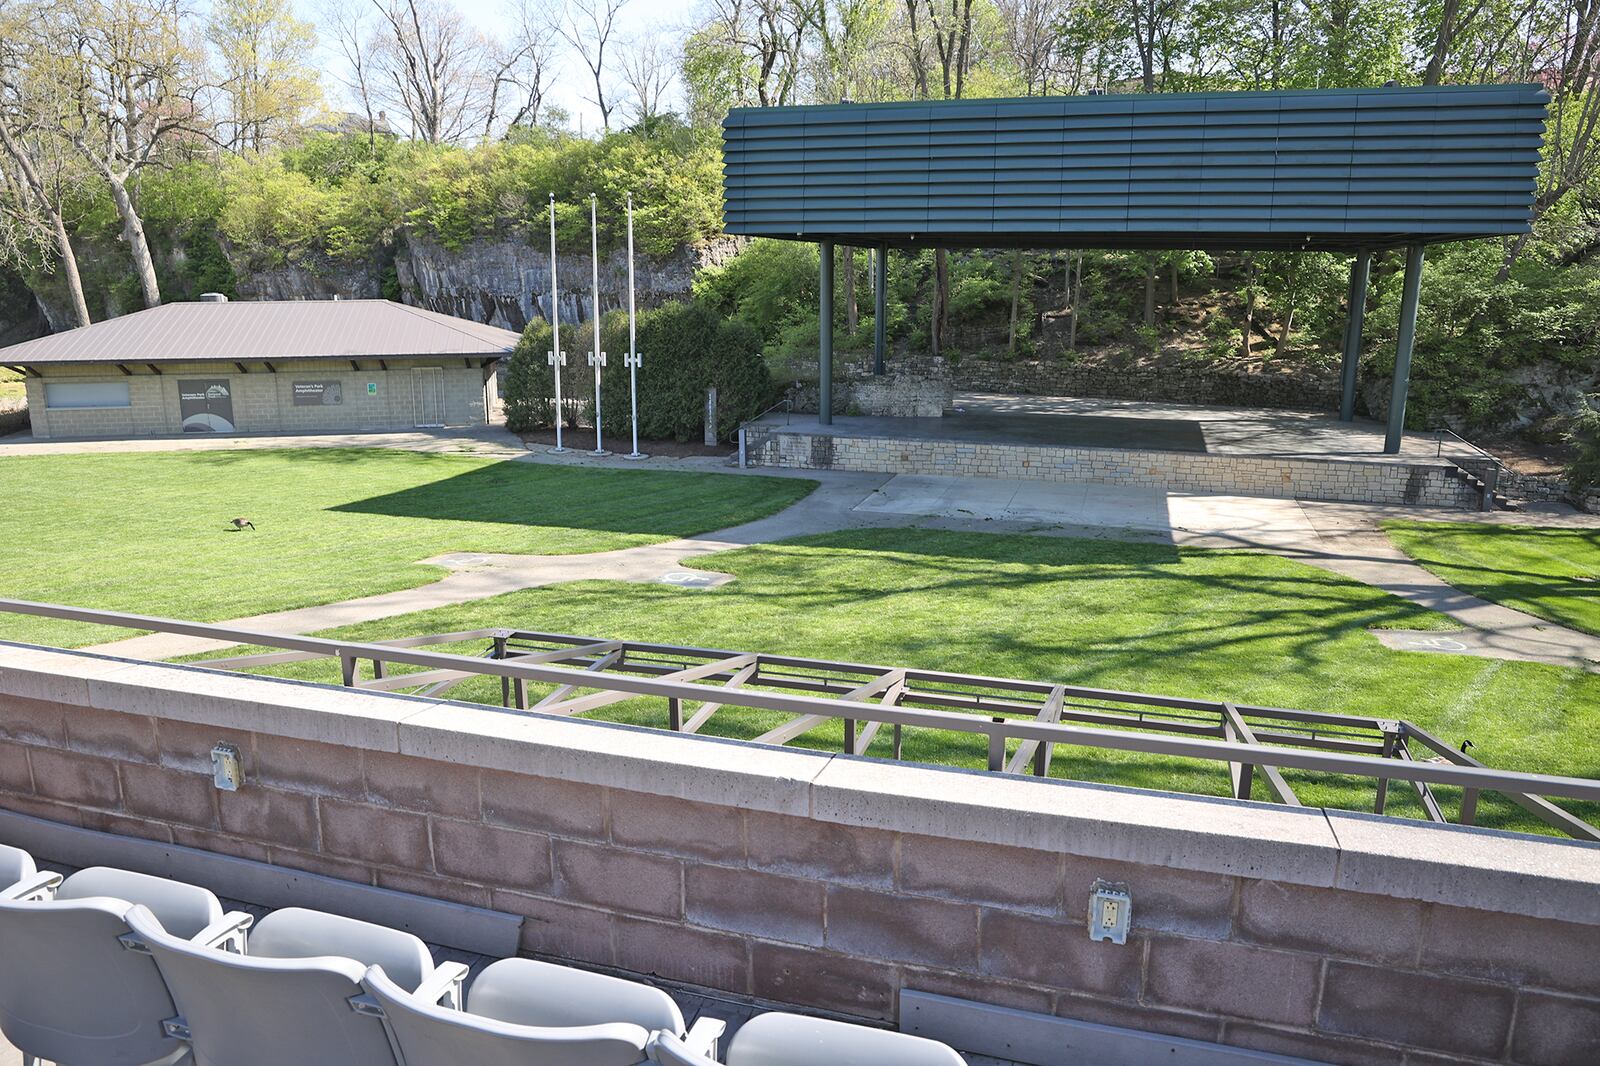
546, 193, 565, 453
588, 193, 609, 456
624, 191, 647, 460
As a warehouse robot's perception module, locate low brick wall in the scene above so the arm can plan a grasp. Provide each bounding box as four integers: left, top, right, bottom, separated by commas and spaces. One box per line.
2, 643, 1598, 1064
743, 428, 1484, 510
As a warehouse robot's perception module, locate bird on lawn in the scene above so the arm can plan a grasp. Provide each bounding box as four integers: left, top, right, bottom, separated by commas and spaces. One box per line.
228, 517, 255, 531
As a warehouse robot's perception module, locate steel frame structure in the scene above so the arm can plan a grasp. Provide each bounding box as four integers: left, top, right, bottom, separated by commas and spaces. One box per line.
2, 598, 1596, 841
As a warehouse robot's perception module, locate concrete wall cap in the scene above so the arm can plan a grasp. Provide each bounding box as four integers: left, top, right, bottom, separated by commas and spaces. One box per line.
398, 701, 829, 816
1326, 810, 1600, 923
811, 755, 1342, 886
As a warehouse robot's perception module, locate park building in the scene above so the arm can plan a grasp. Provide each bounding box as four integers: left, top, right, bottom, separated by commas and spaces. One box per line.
0, 295, 515, 440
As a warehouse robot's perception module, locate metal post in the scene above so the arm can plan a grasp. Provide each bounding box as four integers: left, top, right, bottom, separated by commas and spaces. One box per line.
819, 240, 834, 425
623, 192, 646, 460
588, 193, 608, 456
1339, 250, 1370, 422
873, 245, 888, 375
547, 194, 566, 453
1384, 245, 1425, 454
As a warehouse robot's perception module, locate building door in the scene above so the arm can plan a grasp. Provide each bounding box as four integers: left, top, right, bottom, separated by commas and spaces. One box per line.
178, 379, 236, 433
412, 368, 445, 427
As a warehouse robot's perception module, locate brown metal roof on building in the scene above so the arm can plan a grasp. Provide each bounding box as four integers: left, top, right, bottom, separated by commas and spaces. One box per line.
0, 300, 522, 366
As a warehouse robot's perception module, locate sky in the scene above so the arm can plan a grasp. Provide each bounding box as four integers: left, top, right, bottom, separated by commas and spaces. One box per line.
292, 0, 701, 136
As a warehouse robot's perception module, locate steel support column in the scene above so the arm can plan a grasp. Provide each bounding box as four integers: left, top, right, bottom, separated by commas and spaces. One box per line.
1384, 245, 1425, 454
819, 240, 834, 424
1339, 250, 1370, 422
873, 245, 888, 375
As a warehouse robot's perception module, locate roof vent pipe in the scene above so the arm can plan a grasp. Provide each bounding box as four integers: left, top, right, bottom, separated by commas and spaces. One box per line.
198, 292, 228, 303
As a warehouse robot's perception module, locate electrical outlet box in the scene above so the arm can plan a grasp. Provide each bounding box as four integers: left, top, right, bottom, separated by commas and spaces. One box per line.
211, 743, 244, 792
1089, 879, 1132, 945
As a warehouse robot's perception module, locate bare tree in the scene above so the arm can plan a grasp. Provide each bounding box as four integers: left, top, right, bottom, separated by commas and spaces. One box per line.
0, 0, 90, 326
702, 0, 807, 109
483, 0, 555, 137
617, 31, 673, 126
55, 0, 209, 309
559, 0, 628, 132
323, 0, 383, 144
370, 0, 492, 144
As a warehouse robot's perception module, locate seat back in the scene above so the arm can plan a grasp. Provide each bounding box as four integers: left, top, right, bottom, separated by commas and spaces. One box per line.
58, 866, 223, 939
0, 895, 189, 1065
128, 905, 399, 1066
467, 957, 685, 1034
727, 1013, 967, 1066
363, 966, 652, 1066
0, 844, 34, 891
250, 908, 433, 991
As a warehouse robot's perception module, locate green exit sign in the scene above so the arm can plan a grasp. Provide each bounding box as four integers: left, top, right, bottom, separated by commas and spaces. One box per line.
367, 382, 377, 395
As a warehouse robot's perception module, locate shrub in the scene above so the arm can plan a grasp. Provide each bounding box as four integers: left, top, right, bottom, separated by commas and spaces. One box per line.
1567, 402, 1600, 493
504, 301, 774, 442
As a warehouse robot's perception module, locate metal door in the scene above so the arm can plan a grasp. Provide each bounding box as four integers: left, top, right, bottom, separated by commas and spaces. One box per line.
412, 368, 445, 427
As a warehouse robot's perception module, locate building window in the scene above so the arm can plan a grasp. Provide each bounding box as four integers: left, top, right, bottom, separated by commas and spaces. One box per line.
45, 380, 131, 409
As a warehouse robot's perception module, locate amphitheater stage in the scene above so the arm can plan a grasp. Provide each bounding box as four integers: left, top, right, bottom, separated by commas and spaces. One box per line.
740, 394, 1498, 510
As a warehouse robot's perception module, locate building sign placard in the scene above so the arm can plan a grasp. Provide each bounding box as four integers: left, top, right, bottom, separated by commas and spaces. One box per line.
293, 380, 344, 406
178, 379, 235, 433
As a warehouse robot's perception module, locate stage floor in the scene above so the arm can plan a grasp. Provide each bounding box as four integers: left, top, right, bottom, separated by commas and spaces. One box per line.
753, 393, 1462, 467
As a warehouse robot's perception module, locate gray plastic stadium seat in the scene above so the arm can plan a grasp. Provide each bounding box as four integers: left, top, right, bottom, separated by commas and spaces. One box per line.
364, 955, 723, 1066
0, 866, 250, 1066
363, 965, 653, 1066
647, 1011, 967, 1066
0, 845, 58, 902
128, 904, 463, 1066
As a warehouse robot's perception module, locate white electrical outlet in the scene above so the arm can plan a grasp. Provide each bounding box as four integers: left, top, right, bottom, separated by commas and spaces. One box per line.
211, 743, 244, 792
1089, 879, 1132, 945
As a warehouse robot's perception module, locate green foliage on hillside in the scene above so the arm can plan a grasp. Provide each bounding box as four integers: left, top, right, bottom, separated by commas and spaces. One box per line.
505, 300, 773, 441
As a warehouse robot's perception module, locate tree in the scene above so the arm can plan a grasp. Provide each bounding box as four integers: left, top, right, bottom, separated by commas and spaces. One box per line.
322, 0, 383, 145
483, 0, 555, 137
207, 0, 320, 153
559, 0, 628, 131
0, 0, 90, 326
56, 0, 209, 309
370, 0, 493, 144
617, 32, 674, 126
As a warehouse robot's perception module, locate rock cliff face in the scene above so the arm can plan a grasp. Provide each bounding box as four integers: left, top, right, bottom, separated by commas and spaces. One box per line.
231, 229, 746, 333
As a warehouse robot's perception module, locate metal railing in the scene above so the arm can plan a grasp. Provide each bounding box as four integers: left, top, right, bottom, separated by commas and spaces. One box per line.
1432, 425, 1505, 510
2, 597, 1596, 840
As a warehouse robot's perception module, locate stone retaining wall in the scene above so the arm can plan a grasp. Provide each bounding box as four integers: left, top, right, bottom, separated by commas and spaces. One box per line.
952, 359, 1342, 413
743, 428, 1484, 510
1, 644, 1597, 1065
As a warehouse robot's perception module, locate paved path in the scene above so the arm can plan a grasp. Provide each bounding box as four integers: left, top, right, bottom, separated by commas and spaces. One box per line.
0, 424, 528, 458
80, 443, 1600, 671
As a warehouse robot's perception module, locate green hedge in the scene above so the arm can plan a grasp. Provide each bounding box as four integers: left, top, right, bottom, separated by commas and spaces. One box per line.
504, 300, 774, 442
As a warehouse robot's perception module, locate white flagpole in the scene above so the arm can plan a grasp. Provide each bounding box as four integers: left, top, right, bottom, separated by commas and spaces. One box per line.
589, 193, 608, 456
624, 191, 646, 460
546, 193, 566, 453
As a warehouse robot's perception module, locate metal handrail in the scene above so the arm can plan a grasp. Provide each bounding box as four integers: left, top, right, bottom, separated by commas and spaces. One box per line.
1432, 424, 1501, 467
3, 598, 1599, 835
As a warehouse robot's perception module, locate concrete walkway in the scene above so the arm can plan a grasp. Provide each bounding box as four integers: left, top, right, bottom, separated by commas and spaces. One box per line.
0, 424, 528, 458
80, 445, 1600, 671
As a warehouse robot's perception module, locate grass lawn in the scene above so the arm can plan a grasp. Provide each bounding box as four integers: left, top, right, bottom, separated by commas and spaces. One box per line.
0, 368, 22, 405
197, 528, 1600, 837
0, 448, 814, 648
1385, 520, 1600, 637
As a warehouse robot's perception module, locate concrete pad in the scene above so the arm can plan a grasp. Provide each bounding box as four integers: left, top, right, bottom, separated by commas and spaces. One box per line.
1325, 810, 1600, 924
810, 756, 1342, 887
397, 700, 832, 816
854, 475, 1324, 551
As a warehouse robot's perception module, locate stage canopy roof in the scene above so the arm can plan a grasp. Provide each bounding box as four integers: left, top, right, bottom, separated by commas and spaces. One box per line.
722, 85, 1548, 252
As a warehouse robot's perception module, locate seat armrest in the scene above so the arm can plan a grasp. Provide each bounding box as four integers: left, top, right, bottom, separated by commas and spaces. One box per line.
2, 870, 63, 902
683, 1016, 727, 1059
416, 960, 470, 1010
194, 910, 254, 953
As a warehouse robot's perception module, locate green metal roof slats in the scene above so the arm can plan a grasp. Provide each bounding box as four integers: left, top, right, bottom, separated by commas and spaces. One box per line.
722, 84, 1548, 251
